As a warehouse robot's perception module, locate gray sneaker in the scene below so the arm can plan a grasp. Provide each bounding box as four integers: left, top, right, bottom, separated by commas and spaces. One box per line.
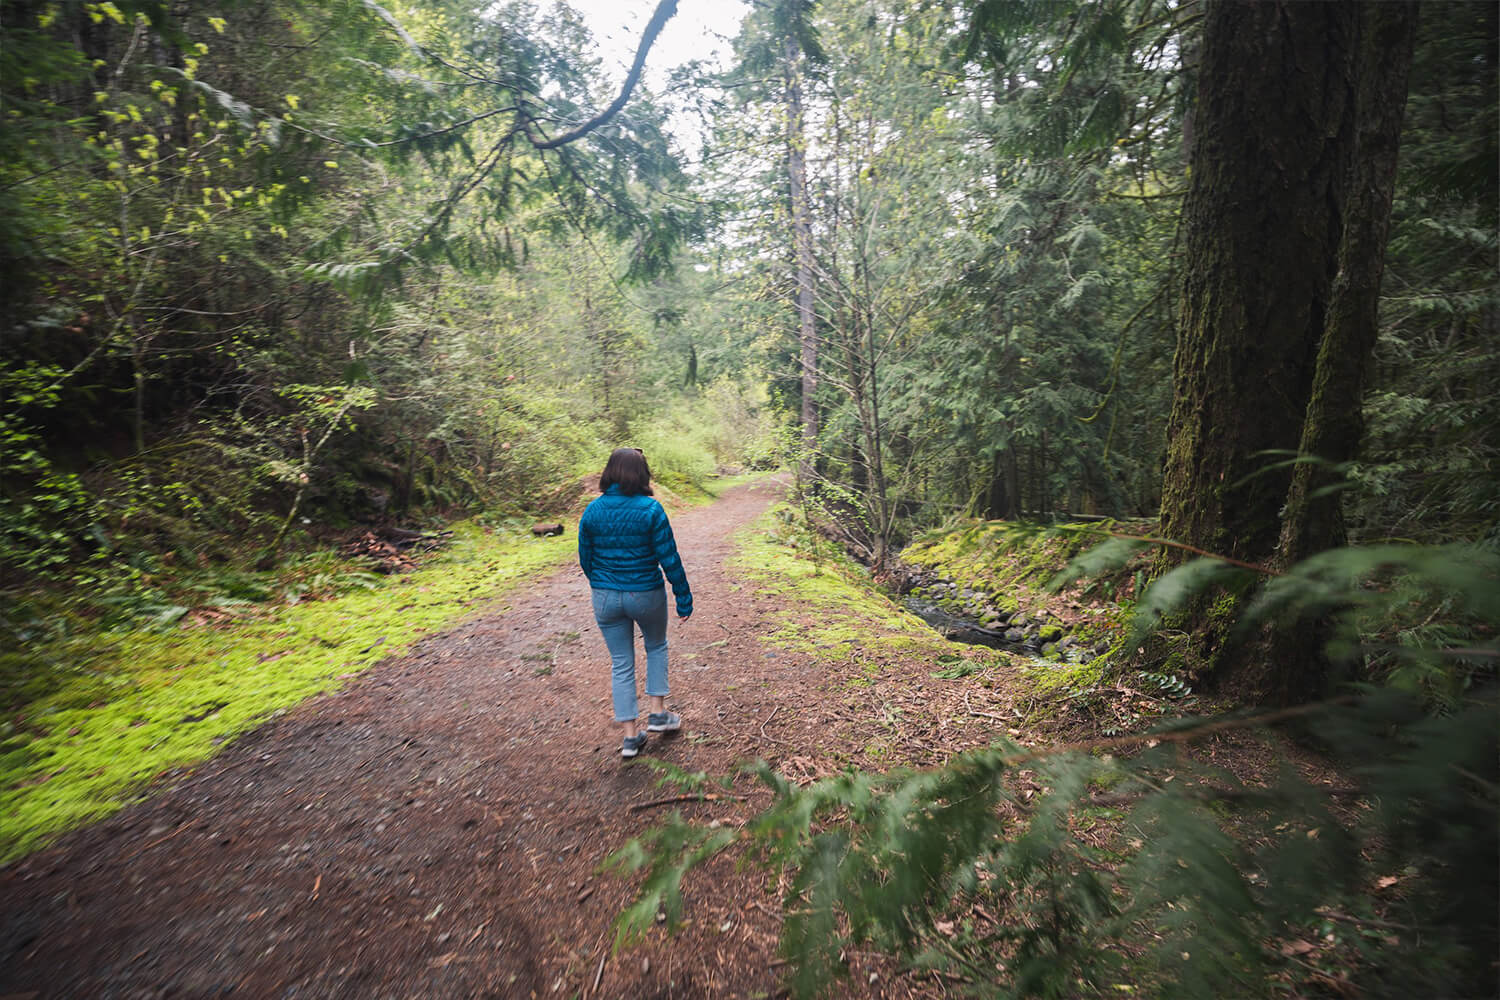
621, 732, 648, 759
646, 711, 681, 733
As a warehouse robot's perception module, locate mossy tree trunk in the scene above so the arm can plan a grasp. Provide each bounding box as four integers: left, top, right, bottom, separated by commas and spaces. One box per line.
1265, 2, 1418, 704
1156, 0, 1360, 696
1277, 2, 1418, 568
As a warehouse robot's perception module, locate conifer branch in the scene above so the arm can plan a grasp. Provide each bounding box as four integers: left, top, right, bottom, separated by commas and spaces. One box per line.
528, 0, 679, 150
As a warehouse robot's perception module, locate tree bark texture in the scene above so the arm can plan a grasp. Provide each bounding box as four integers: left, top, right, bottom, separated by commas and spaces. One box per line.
1264, 2, 1418, 705
1153, 0, 1363, 700
1158, 0, 1359, 574
1277, 1, 1418, 567
786, 36, 818, 483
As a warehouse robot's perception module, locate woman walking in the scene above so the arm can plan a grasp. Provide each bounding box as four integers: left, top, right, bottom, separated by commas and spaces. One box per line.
578, 448, 693, 759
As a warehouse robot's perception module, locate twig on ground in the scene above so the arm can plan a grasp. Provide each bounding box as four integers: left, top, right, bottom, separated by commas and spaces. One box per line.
591, 950, 606, 994
1316, 907, 1412, 932
964, 692, 1010, 723
759, 705, 792, 745
628, 792, 747, 812
1004, 696, 1359, 768
750, 900, 784, 922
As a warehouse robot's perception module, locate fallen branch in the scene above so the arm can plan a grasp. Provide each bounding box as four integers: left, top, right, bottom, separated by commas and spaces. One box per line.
1003, 696, 1359, 769
1316, 907, 1413, 932
759, 705, 787, 743
964, 691, 1012, 723
628, 792, 747, 812
591, 951, 606, 994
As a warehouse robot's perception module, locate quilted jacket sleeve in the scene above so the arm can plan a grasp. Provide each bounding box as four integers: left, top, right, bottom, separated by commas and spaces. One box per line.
650, 503, 692, 617
577, 506, 595, 580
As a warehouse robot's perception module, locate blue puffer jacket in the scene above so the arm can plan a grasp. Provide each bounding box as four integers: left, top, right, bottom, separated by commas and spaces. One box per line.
578, 485, 693, 617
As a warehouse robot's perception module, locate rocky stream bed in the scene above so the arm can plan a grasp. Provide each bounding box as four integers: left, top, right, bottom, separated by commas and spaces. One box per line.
899, 570, 1110, 662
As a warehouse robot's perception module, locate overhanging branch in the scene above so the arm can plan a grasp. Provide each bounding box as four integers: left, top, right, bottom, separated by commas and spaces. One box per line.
528, 0, 678, 150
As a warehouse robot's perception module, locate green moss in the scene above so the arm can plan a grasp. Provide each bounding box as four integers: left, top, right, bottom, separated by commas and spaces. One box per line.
1023, 656, 1109, 698
1, 521, 576, 861
731, 506, 1009, 678
901, 520, 1114, 617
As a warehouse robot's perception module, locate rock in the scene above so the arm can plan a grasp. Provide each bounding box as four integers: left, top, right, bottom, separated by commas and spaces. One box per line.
1060, 635, 1077, 649
1041, 642, 1060, 659
1011, 613, 1028, 628
1079, 651, 1095, 663
1004, 628, 1024, 643
1038, 625, 1063, 643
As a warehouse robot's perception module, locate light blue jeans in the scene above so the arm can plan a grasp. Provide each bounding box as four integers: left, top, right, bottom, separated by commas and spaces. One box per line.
592, 587, 669, 722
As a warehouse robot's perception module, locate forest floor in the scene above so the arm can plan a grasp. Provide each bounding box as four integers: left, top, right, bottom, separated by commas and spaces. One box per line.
3, 475, 1057, 1000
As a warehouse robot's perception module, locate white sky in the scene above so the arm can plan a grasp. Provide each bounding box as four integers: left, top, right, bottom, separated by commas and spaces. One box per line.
556, 0, 750, 91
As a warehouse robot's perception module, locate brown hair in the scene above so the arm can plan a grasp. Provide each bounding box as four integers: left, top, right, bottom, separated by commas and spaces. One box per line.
599, 447, 653, 496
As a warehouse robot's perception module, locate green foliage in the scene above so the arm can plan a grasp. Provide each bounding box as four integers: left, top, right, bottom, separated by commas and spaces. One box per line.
616, 693, 1497, 998
1246, 543, 1500, 704
613, 507, 1498, 996
604, 811, 737, 949
0, 519, 575, 860
1046, 534, 1151, 591
1351, 1, 1499, 547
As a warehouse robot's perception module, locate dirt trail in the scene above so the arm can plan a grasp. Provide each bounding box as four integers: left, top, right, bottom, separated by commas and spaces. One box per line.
4, 476, 955, 1000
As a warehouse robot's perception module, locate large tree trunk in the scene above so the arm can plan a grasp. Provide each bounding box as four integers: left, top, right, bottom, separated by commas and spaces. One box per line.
1265, 2, 1418, 704
786, 36, 818, 484
1156, 0, 1360, 694
1278, 2, 1418, 567
983, 449, 1017, 520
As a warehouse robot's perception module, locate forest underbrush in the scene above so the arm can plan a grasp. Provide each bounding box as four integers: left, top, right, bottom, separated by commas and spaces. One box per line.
0, 460, 762, 862
618, 505, 1497, 999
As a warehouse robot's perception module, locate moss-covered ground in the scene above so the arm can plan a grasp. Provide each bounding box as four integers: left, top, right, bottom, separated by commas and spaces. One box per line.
729, 505, 1014, 681
0, 522, 579, 861
902, 518, 1130, 609
1, 472, 767, 861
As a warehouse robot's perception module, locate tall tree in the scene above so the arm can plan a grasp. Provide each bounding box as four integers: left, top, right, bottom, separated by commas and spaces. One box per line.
1277, 2, 1419, 567
1156, 0, 1418, 701
727, 0, 825, 482
786, 32, 819, 483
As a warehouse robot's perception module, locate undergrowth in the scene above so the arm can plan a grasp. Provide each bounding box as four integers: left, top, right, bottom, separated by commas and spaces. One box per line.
732, 504, 1009, 670
610, 518, 1499, 999
0, 521, 574, 862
